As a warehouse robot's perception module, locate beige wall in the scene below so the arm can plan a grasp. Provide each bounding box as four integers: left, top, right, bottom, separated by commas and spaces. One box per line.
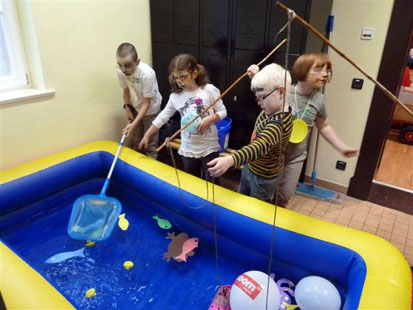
0, 0, 152, 170
1, 0, 395, 193
305, 0, 394, 191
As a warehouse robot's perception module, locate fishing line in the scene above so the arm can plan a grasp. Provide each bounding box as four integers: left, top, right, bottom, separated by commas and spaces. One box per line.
166, 138, 222, 287
265, 8, 295, 310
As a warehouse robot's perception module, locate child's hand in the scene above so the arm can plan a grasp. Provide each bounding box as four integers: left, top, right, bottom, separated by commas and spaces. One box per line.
207, 156, 234, 177
342, 147, 359, 158
122, 123, 134, 137
197, 114, 216, 134
247, 65, 259, 79
139, 135, 149, 150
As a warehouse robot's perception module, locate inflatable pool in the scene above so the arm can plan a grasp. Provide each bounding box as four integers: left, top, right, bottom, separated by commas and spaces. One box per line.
0, 141, 411, 309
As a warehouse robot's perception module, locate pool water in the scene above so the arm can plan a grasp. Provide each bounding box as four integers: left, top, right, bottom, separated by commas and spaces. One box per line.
1, 179, 259, 309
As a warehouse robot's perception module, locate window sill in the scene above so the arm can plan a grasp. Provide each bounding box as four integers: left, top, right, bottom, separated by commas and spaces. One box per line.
0, 88, 55, 105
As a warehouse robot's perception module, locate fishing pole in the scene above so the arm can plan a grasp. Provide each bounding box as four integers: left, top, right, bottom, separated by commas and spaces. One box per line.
276, 1, 413, 118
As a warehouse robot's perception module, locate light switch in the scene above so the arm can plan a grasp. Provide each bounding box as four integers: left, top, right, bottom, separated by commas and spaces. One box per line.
361, 28, 374, 40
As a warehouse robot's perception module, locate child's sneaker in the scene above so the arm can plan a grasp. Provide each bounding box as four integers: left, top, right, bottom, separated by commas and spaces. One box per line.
208, 285, 232, 310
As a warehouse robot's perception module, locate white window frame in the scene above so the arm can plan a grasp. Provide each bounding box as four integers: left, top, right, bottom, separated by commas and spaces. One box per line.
0, 0, 29, 92
0, 0, 54, 104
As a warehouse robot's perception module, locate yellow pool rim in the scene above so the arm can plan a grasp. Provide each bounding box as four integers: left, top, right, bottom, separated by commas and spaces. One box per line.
0, 140, 411, 310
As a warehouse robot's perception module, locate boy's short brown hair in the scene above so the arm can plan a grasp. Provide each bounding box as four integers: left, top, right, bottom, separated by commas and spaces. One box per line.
292, 53, 332, 81
116, 43, 138, 61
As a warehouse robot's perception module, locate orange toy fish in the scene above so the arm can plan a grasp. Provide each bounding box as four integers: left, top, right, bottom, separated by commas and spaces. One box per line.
174, 237, 199, 263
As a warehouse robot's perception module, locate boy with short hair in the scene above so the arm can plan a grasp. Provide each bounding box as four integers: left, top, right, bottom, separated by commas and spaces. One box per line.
116, 42, 162, 158
207, 63, 293, 202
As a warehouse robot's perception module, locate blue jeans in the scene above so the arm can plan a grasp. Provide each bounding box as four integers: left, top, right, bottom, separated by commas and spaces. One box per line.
238, 165, 279, 203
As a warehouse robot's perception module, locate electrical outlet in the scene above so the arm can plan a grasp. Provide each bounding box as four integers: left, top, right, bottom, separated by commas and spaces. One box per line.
351, 78, 364, 89
336, 160, 346, 171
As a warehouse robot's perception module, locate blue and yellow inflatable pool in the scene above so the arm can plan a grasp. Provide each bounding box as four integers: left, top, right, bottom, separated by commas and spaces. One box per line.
0, 141, 411, 309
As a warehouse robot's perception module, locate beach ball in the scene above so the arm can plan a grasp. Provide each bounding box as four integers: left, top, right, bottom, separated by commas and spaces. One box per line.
295, 276, 341, 310
181, 110, 201, 134
230, 270, 281, 310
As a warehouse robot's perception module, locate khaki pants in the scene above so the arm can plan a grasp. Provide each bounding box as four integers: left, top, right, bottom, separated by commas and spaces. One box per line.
276, 160, 304, 206
127, 112, 159, 159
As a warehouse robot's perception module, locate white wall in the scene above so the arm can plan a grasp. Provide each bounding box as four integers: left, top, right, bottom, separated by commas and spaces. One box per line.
305, 0, 394, 190
0, 0, 152, 170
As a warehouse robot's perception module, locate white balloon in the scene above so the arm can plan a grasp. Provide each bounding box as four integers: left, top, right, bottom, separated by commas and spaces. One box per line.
230, 270, 281, 310
295, 276, 341, 310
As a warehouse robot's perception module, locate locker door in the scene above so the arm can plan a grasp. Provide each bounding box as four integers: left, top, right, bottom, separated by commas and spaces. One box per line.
228, 50, 264, 148
174, 44, 199, 60
150, 0, 173, 43
267, 0, 309, 54
201, 47, 228, 94
201, 0, 230, 48
174, 0, 200, 46
234, 0, 267, 51
152, 43, 175, 107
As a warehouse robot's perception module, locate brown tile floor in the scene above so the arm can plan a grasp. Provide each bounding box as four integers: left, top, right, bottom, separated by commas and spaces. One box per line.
287, 193, 413, 266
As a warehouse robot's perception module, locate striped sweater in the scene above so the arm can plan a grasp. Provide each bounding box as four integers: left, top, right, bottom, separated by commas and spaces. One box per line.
231, 109, 293, 178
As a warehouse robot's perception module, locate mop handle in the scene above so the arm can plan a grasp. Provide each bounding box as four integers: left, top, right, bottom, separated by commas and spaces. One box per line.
100, 134, 127, 196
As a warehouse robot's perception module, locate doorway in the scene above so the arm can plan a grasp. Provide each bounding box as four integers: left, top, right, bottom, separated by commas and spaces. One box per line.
374, 64, 413, 192
347, 0, 413, 214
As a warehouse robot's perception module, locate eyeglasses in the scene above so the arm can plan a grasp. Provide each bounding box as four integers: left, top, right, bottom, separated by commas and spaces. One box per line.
173, 71, 190, 82
255, 87, 279, 103
311, 68, 332, 75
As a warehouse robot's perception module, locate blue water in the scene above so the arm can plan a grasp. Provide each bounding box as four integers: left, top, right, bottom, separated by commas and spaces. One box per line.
2, 186, 254, 309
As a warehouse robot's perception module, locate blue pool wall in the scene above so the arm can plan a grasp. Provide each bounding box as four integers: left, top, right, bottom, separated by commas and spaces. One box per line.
0, 151, 367, 310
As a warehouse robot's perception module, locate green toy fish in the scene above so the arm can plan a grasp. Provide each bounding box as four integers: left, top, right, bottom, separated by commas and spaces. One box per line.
152, 215, 171, 229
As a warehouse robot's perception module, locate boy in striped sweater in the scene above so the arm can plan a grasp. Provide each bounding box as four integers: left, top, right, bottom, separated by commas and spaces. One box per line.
207, 63, 293, 202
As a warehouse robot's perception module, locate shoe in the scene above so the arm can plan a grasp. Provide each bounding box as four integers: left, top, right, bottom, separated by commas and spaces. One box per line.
208, 285, 232, 310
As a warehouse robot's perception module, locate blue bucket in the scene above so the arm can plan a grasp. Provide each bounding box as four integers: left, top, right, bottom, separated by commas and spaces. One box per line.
215, 117, 232, 152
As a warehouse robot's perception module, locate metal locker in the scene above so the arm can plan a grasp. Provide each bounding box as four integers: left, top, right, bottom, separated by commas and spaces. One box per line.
150, 0, 174, 43
174, 0, 200, 46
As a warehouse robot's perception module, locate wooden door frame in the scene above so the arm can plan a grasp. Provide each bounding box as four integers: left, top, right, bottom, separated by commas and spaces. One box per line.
347, 0, 413, 213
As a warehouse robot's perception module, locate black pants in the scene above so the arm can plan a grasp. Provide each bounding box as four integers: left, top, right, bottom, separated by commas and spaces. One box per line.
181, 152, 220, 183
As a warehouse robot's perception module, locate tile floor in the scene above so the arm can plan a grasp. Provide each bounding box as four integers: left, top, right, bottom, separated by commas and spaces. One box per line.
284, 193, 413, 266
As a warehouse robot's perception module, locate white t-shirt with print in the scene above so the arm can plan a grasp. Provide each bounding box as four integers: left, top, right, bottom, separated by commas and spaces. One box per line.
153, 84, 227, 158
117, 61, 162, 116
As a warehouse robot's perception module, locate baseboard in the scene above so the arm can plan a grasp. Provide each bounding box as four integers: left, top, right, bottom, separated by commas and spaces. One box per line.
303, 176, 348, 194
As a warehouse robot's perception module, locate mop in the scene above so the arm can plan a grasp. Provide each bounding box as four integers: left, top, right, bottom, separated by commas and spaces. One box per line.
295, 15, 338, 202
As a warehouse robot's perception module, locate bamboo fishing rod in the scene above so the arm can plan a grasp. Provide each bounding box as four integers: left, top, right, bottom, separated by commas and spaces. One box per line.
276, 1, 413, 118
156, 38, 287, 152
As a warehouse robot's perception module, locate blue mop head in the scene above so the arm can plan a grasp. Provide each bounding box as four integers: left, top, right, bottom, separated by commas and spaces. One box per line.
296, 182, 336, 200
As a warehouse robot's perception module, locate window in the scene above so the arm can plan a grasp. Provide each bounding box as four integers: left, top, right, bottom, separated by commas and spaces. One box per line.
0, 0, 28, 91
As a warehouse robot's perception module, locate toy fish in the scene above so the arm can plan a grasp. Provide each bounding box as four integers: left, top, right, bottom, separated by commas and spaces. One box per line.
85, 288, 96, 298
153, 215, 171, 229
163, 232, 191, 262
123, 261, 134, 270
282, 302, 298, 310
45, 247, 85, 264
174, 237, 199, 262
118, 213, 129, 231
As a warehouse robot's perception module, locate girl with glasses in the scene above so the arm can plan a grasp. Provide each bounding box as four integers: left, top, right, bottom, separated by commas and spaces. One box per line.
140, 54, 227, 181
277, 53, 358, 207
